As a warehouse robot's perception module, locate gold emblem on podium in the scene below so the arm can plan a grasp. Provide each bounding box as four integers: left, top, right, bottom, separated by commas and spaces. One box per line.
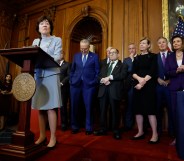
12, 73, 36, 101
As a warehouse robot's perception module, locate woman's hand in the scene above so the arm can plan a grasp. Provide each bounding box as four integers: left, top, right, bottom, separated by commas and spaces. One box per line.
134, 83, 143, 90
177, 65, 184, 73
138, 77, 146, 86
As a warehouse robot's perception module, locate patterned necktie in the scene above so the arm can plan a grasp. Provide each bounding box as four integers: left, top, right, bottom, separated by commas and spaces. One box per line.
162, 53, 166, 66
83, 54, 87, 66
107, 61, 114, 76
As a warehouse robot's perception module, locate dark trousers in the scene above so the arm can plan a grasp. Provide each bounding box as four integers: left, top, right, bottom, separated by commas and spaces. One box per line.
60, 85, 70, 127
99, 87, 120, 132
156, 85, 173, 135
124, 87, 134, 129
176, 91, 184, 159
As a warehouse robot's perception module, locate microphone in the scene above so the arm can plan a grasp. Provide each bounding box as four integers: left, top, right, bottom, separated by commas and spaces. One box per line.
38, 37, 42, 47
4, 37, 30, 49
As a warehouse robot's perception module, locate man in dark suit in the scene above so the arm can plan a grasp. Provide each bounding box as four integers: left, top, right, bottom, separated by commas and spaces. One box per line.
70, 39, 100, 135
122, 43, 137, 131
59, 51, 71, 131
156, 37, 173, 136
94, 48, 127, 139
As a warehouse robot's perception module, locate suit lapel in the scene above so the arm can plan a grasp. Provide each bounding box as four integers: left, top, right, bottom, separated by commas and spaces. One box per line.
111, 60, 121, 74
84, 52, 93, 66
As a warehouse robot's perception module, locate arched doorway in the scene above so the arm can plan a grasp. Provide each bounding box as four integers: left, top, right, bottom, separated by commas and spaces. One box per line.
69, 17, 102, 62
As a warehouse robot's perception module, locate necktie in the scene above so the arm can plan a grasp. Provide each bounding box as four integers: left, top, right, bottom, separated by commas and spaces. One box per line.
162, 53, 166, 66
107, 62, 114, 76
83, 54, 87, 66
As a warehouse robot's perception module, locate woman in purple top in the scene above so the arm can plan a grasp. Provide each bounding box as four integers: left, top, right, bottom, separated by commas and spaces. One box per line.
165, 35, 184, 145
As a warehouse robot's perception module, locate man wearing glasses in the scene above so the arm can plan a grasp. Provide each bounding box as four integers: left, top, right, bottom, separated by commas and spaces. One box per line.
70, 39, 100, 135
94, 48, 128, 139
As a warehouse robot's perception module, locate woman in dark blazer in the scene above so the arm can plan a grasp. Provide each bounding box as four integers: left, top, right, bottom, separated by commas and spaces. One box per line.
165, 35, 184, 145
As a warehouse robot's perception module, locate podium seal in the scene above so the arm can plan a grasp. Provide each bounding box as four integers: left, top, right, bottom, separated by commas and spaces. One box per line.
12, 73, 36, 101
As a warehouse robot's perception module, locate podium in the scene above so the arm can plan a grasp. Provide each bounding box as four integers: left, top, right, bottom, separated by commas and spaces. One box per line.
0, 47, 60, 161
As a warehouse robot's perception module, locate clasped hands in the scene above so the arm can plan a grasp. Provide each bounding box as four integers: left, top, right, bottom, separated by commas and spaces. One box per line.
101, 76, 111, 86
134, 77, 146, 90
157, 78, 169, 86
176, 65, 184, 73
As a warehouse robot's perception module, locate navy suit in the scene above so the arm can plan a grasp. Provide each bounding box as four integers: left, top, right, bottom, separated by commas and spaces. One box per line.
122, 57, 134, 129
70, 51, 100, 131
156, 52, 173, 135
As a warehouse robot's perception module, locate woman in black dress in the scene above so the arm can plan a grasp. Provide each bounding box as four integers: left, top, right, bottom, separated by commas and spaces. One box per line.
132, 37, 158, 143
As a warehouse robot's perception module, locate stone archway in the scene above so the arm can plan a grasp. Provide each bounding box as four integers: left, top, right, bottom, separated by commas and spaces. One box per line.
69, 17, 102, 61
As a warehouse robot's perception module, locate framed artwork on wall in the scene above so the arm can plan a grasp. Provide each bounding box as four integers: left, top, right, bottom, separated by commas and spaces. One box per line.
162, 0, 184, 41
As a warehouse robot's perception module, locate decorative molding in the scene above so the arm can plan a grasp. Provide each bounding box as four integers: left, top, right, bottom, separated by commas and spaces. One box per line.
43, 5, 56, 22
0, 10, 16, 28
17, 14, 28, 29
81, 5, 90, 17
162, 0, 169, 40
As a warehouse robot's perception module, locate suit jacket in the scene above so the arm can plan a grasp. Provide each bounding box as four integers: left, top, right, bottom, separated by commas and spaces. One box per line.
165, 52, 184, 91
123, 57, 133, 90
32, 36, 62, 78
70, 51, 100, 88
98, 60, 128, 100
157, 51, 171, 81
100, 58, 109, 69
60, 60, 71, 86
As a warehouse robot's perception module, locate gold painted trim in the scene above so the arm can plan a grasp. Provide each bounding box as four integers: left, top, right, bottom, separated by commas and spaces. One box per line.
162, 0, 169, 40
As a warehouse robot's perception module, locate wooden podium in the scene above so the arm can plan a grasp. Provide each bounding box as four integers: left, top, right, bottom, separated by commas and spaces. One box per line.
0, 47, 60, 161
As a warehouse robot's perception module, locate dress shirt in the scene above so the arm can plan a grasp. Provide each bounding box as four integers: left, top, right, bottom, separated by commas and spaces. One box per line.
109, 59, 118, 80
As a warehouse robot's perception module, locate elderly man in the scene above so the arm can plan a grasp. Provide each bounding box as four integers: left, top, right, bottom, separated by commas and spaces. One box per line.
94, 48, 127, 139
70, 39, 100, 135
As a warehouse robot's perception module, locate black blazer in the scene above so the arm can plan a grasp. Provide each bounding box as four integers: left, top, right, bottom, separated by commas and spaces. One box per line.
60, 60, 71, 86
98, 60, 128, 100
100, 58, 109, 69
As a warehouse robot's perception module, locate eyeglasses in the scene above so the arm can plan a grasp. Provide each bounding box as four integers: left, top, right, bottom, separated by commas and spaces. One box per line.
109, 52, 117, 55
80, 48, 89, 52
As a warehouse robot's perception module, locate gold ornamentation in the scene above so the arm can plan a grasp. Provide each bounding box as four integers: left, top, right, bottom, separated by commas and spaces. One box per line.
162, 0, 169, 40
81, 5, 90, 17
12, 73, 36, 102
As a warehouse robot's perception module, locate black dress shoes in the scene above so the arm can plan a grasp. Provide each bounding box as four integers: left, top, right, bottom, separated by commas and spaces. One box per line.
113, 133, 122, 140
71, 129, 79, 134
93, 129, 107, 136
131, 134, 145, 140
85, 131, 93, 135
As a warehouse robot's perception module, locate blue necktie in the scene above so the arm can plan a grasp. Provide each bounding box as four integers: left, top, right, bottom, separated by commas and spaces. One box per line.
83, 54, 87, 66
